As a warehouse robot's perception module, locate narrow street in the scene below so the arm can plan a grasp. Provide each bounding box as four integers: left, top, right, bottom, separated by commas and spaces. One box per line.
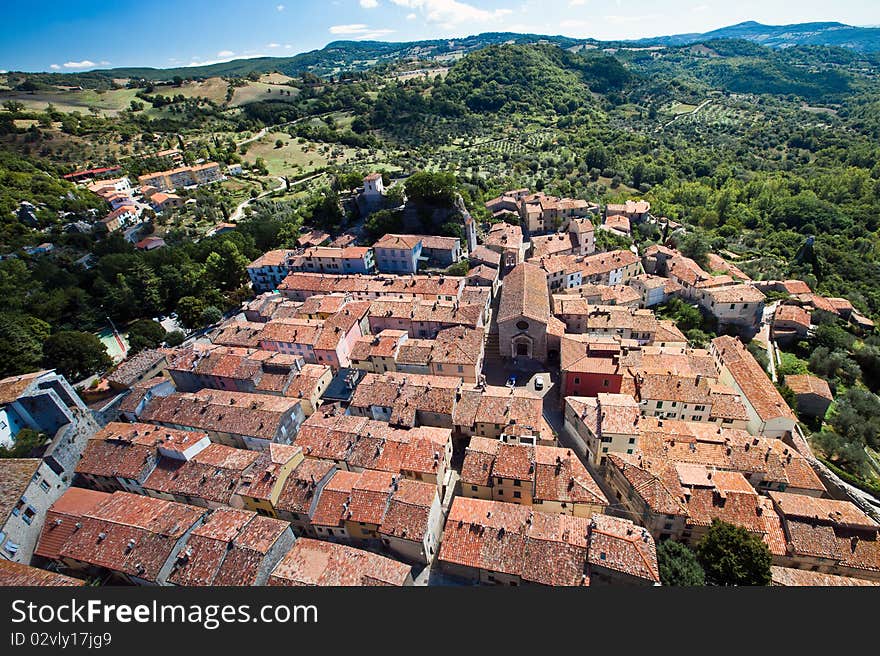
756, 300, 779, 382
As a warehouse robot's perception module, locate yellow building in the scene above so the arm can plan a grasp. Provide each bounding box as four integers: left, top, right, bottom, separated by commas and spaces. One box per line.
234, 444, 304, 517
460, 437, 607, 517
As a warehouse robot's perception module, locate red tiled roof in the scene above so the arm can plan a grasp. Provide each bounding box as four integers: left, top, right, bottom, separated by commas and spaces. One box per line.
712, 336, 797, 424
587, 513, 660, 583
166, 508, 289, 586
268, 538, 411, 586
785, 374, 833, 401
57, 492, 206, 582
34, 488, 112, 561
0, 560, 84, 586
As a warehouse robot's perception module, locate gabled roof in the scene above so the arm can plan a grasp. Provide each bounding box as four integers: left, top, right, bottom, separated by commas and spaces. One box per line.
34, 488, 112, 561
0, 560, 84, 586
268, 538, 411, 586
497, 262, 550, 324
57, 492, 206, 582
165, 508, 289, 586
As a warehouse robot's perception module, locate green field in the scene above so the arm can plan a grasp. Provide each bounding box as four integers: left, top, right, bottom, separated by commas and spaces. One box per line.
244, 131, 359, 176
230, 81, 299, 107
0, 87, 149, 116
667, 101, 699, 115
167, 77, 230, 103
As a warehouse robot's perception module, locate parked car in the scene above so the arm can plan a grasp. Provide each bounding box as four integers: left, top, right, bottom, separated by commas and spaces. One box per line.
534, 376, 544, 390
506, 375, 517, 388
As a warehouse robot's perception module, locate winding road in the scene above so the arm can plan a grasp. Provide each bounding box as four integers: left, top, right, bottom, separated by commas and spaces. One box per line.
229, 172, 326, 221
657, 98, 713, 132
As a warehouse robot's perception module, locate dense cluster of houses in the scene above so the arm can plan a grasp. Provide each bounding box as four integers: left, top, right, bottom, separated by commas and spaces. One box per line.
24, 162, 224, 253
247, 237, 467, 293
3, 189, 879, 589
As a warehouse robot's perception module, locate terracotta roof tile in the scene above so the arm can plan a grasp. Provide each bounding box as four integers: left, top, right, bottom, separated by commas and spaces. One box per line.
0, 560, 84, 586
712, 336, 797, 424
57, 492, 205, 582
268, 538, 411, 586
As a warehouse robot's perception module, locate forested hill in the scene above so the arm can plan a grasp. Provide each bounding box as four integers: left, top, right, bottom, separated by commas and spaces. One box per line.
434, 45, 631, 114
71, 33, 584, 82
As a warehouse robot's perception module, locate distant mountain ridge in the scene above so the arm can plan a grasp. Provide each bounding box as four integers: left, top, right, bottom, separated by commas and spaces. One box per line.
94, 32, 582, 81
10, 21, 880, 82
628, 20, 880, 52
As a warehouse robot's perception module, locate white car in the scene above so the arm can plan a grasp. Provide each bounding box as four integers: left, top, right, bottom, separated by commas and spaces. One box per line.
534, 376, 544, 390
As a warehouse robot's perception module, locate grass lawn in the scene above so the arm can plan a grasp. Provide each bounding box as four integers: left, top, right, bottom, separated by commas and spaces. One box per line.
328, 111, 355, 130
245, 131, 359, 176
230, 82, 299, 107
166, 77, 230, 103
260, 73, 296, 85
667, 101, 699, 115
598, 176, 640, 196
0, 87, 149, 116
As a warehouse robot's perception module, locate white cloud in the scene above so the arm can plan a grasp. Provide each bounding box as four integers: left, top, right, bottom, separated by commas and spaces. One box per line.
216, 50, 235, 57
100, 60, 111, 66
330, 23, 368, 34
406, 12, 416, 19
360, 0, 379, 7
267, 43, 281, 48
276, 4, 285, 11
693, 4, 709, 11
50, 64, 61, 70
284, 44, 293, 49
329, 24, 395, 39
390, 0, 512, 26
569, 0, 587, 5
63, 60, 95, 69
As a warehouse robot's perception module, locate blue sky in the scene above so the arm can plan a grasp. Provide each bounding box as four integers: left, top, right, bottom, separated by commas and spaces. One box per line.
1, 0, 879, 72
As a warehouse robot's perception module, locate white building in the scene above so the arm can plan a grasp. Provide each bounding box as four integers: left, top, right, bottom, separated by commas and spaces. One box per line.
0, 459, 67, 563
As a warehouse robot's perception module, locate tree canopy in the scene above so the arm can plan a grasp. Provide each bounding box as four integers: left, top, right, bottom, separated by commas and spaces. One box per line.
694, 520, 772, 586
657, 540, 706, 586
42, 330, 112, 381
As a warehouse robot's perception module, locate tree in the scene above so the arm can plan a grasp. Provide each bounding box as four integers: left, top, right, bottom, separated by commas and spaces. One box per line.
778, 383, 797, 411
812, 429, 870, 475
830, 388, 880, 451
2, 100, 25, 114
445, 260, 469, 276
309, 192, 344, 231
404, 171, 457, 206
0, 428, 47, 459
364, 209, 403, 240
657, 540, 705, 586
126, 319, 167, 355
200, 306, 223, 326
658, 297, 705, 334
176, 296, 206, 330
165, 330, 186, 347
747, 341, 771, 374
678, 231, 711, 270
385, 184, 406, 208
0, 313, 50, 378
694, 520, 772, 586
43, 331, 112, 381
205, 240, 249, 291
